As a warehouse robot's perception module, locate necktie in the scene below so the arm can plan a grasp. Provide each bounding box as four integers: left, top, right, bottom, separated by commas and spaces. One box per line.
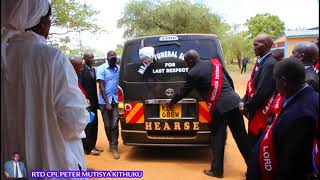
15, 162, 18, 178
89, 68, 95, 78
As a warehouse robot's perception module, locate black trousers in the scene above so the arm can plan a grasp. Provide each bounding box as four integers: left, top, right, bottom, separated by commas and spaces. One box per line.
210, 108, 251, 175
241, 65, 247, 74
82, 108, 98, 154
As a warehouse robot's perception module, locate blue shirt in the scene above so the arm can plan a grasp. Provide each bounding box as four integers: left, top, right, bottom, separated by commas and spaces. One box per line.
96, 63, 119, 104
253, 52, 272, 73
257, 52, 272, 64
4, 160, 26, 178
242, 58, 248, 65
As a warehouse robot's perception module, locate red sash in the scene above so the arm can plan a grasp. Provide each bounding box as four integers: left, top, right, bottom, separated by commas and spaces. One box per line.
246, 64, 274, 135
315, 62, 319, 74
259, 111, 280, 180
78, 83, 87, 97
206, 58, 223, 124
258, 93, 282, 179
271, 93, 283, 116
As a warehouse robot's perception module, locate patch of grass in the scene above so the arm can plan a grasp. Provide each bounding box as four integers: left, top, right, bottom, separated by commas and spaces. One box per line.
225, 63, 255, 73
224, 63, 255, 97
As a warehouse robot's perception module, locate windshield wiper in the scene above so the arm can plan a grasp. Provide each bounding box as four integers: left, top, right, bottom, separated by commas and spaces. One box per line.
150, 42, 181, 47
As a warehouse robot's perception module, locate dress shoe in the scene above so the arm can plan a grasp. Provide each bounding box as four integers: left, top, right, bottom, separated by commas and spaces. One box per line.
94, 148, 104, 152
85, 149, 100, 155
111, 145, 120, 159
203, 169, 223, 178
89, 149, 100, 155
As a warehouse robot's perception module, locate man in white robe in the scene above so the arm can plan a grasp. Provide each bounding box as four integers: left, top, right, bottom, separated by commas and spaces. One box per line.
1, 0, 89, 179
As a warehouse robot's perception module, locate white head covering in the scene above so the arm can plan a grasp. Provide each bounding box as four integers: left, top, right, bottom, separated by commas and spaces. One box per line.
139, 46, 155, 59
1, 0, 49, 80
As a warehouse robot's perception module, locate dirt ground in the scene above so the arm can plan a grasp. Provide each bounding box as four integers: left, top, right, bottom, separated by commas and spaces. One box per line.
85, 67, 251, 180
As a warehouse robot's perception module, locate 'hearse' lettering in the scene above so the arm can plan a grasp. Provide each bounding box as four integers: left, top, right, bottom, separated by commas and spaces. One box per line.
145, 121, 200, 131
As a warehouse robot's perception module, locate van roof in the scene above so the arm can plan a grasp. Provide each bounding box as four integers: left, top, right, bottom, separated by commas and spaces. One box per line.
124, 34, 219, 46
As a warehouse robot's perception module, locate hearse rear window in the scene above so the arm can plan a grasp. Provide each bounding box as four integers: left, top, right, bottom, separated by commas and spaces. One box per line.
122, 39, 217, 82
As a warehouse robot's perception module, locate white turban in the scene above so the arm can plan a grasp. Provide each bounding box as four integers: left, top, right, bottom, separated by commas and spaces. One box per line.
1, 0, 49, 80
139, 47, 155, 59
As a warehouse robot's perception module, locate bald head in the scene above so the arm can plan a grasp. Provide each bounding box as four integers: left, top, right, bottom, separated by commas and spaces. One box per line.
272, 49, 284, 61
256, 34, 273, 48
70, 56, 82, 64
292, 41, 319, 65
253, 34, 273, 56
83, 52, 95, 66
69, 56, 83, 76
184, 49, 200, 68
273, 57, 306, 97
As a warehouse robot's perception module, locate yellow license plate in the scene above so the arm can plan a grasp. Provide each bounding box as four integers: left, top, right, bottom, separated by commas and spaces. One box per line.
159, 104, 182, 119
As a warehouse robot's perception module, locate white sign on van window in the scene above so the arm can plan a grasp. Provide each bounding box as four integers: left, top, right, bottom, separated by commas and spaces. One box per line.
138, 50, 188, 75
138, 63, 151, 75
152, 67, 189, 74
151, 62, 189, 74
154, 51, 184, 61
159, 36, 179, 41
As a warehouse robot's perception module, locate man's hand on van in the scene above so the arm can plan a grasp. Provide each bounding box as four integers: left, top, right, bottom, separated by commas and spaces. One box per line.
105, 103, 112, 111
142, 58, 152, 65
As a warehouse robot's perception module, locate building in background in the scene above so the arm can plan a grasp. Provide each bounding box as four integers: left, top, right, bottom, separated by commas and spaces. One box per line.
272, 27, 319, 58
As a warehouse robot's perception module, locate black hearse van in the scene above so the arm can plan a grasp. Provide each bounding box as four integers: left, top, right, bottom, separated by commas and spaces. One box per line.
118, 34, 225, 146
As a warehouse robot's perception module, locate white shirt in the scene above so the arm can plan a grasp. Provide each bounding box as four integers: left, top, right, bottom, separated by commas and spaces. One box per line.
1, 31, 89, 178
13, 161, 23, 178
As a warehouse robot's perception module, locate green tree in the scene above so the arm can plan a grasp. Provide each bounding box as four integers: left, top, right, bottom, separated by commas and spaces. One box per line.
245, 13, 285, 38
48, 0, 102, 54
51, 0, 101, 35
117, 0, 228, 38
63, 46, 106, 58
223, 25, 254, 67
116, 44, 124, 57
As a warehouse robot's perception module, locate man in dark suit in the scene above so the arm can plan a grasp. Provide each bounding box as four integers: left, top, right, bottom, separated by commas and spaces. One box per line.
79, 52, 102, 155
168, 50, 251, 178
247, 58, 319, 180
292, 41, 319, 92
4, 152, 27, 178
240, 34, 277, 147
